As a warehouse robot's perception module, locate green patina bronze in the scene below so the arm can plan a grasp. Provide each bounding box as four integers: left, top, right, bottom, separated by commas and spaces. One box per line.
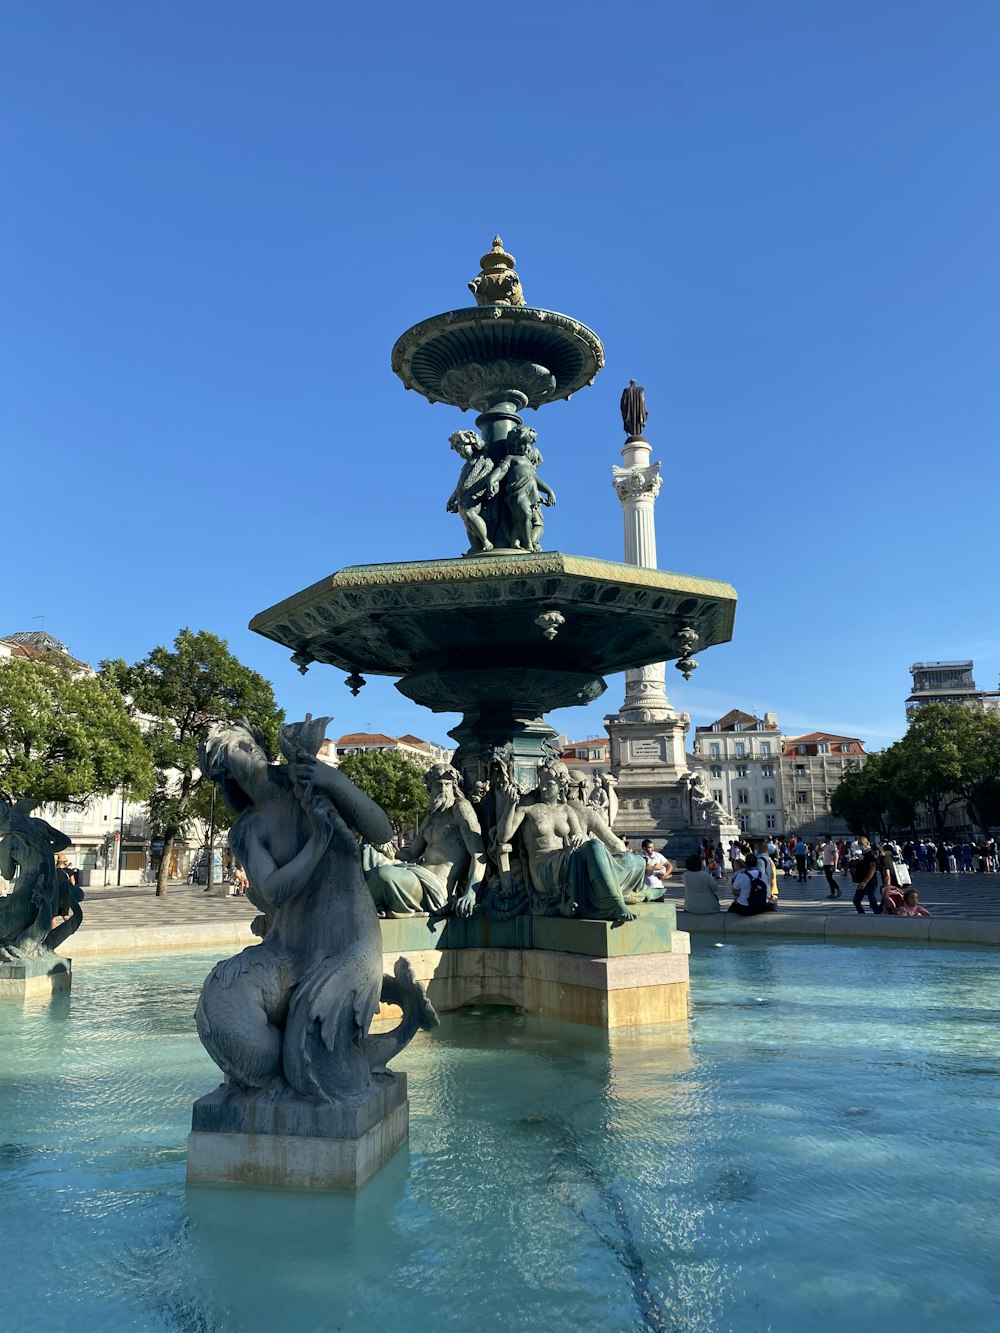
250, 239, 738, 926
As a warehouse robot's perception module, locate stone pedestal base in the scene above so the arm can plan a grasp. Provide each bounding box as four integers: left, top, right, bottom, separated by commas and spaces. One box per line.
0, 955, 72, 999
186, 1073, 408, 1191
374, 907, 690, 1030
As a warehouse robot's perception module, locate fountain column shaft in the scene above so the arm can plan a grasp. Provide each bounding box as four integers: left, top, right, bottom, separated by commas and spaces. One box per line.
612, 436, 670, 714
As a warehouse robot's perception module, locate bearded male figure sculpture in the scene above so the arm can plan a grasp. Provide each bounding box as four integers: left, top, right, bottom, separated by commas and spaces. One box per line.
365, 763, 485, 918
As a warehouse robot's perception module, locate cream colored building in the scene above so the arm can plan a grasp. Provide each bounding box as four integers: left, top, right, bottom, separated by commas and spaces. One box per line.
693, 709, 866, 840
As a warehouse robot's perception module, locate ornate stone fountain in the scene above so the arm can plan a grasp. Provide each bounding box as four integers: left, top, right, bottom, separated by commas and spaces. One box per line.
249, 238, 737, 1028
253, 238, 735, 793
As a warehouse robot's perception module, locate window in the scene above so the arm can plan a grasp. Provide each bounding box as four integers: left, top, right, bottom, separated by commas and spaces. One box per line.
738, 813, 750, 831
735, 765, 748, 778
710, 765, 722, 779
761, 741, 772, 757
818, 742, 830, 755
735, 742, 746, 758
766, 814, 777, 830
796, 792, 808, 804
795, 764, 806, 775
762, 763, 774, 778
796, 745, 806, 755
736, 787, 750, 805
712, 789, 723, 804
763, 789, 776, 805
709, 743, 720, 759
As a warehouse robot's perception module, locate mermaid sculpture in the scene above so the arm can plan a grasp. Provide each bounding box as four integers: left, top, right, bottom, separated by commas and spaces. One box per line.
195, 716, 437, 1104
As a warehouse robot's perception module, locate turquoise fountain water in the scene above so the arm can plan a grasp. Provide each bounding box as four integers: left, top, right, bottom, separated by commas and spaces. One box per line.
2, 941, 998, 1331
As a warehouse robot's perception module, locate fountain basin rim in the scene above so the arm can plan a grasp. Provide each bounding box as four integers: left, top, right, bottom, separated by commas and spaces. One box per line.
391, 305, 605, 409
251, 552, 737, 631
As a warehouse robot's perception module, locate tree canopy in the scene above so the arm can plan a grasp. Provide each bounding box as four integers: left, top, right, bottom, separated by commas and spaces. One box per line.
830, 703, 1000, 839
101, 628, 283, 894
337, 748, 428, 841
0, 656, 154, 806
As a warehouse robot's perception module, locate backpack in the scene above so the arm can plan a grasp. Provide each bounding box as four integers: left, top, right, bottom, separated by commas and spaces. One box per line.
745, 870, 767, 910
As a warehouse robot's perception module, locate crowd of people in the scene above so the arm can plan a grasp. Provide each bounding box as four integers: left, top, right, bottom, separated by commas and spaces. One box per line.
652, 833, 940, 919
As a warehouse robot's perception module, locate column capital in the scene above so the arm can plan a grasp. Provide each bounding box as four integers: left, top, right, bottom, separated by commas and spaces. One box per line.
612, 461, 662, 503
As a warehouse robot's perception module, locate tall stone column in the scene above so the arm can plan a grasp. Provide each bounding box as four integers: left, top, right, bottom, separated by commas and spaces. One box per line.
604, 381, 708, 856
612, 432, 672, 716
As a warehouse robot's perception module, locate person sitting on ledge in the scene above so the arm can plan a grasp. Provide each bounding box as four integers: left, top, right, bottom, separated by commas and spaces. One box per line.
881, 880, 906, 915
895, 889, 931, 917
682, 853, 722, 915
728, 853, 776, 917
641, 838, 673, 902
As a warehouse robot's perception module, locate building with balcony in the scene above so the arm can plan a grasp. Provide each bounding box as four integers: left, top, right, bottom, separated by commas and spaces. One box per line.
693, 710, 782, 836
693, 710, 867, 839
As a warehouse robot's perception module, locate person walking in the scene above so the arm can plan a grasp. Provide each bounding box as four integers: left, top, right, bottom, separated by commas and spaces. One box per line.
819, 835, 841, 897
851, 837, 883, 914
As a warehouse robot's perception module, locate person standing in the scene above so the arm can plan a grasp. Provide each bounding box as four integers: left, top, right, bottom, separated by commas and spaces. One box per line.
819, 835, 840, 897
793, 836, 808, 883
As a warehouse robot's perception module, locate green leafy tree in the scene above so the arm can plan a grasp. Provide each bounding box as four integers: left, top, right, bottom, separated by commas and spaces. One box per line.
101, 629, 283, 896
337, 749, 428, 841
951, 708, 1000, 836
830, 753, 892, 836
891, 704, 978, 842
0, 656, 154, 806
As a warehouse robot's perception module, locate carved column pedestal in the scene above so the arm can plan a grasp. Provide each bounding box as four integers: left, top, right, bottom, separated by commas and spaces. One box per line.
0, 954, 72, 999
186, 1075, 409, 1192
447, 707, 559, 795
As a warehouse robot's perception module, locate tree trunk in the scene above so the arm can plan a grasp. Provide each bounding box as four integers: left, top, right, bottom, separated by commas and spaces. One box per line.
155, 829, 176, 896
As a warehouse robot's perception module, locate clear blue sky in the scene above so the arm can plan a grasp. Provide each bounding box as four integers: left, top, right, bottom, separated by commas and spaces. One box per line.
3, 2, 998, 752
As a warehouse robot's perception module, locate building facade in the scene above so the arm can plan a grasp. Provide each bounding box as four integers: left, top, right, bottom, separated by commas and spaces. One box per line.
693, 710, 782, 836
693, 709, 866, 840
334, 732, 453, 765
779, 732, 867, 840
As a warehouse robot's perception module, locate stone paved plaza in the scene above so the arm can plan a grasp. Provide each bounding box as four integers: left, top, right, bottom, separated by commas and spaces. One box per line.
63, 867, 1000, 956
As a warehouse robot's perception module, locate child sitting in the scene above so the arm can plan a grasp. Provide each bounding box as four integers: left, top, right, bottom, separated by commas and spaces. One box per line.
896, 889, 931, 917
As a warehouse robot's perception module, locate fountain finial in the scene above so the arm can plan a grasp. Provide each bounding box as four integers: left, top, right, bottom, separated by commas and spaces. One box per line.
469, 235, 525, 307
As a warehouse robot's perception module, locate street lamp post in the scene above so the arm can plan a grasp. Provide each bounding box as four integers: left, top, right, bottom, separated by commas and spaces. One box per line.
206, 783, 217, 892
116, 795, 126, 886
